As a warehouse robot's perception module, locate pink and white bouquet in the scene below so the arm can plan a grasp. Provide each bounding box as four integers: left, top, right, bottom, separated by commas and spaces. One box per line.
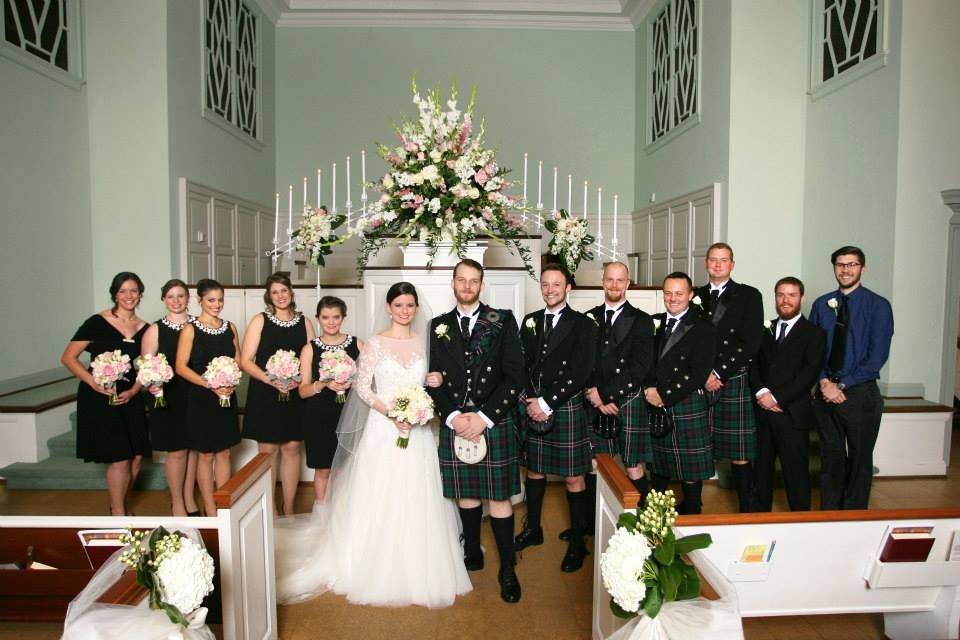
387, 384, 435, 449
545, 208, 595, 275
91, 350, 132, 405
202, 356, 242, 408
265, 349, 301, 402
293, 205, 347, 267
317, 350, 357, 404
134, 353, 175, 408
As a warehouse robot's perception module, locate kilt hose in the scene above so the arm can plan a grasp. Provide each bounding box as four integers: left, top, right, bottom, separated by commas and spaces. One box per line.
708, 370, 757, 461
649, 390, 714, 481
438, 412, 522, 501
519, 391, 592, 478
587, 391, 652, 468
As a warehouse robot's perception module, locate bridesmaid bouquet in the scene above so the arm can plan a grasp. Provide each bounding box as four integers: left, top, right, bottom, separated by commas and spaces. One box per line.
387, 384, 435, 449
202, 356, 242, 408
91, 350, 132, 405
134, 353, 175, 408
317, 350, 357, 404
265, 349, 301, 401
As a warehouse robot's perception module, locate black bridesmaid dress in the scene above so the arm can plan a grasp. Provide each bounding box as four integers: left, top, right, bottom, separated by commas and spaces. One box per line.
147, 317, 192, 452
184, 318, 241, 453
302, 335, 360, 469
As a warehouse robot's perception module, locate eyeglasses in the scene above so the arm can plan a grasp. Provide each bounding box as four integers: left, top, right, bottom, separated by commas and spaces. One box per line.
834, 261, 861, 269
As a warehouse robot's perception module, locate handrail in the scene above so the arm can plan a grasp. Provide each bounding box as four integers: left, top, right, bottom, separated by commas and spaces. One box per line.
595, 454, 641, 510
677, 507, 960, 527
213, 452, 273, 509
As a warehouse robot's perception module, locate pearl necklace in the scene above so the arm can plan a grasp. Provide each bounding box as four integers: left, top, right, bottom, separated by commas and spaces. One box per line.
266, 311, 302, 328
314, 335, 353, 352
192, 318, 229, 335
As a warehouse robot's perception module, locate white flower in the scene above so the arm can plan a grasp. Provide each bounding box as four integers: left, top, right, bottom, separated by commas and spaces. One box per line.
827, 297, 838, 309
468, 187, 481, 199
653, 318, 661, 330
421, 164, 439, 182
428, 198, 442, 214
382, 173, 394, 189
525, 317, 537, 334
435, 324, 450, 341
692, 295, 702, 306
429, 149, 443, 163
155, 538, 215, 616
600, 527, 652, 614
586, 312, 599, 326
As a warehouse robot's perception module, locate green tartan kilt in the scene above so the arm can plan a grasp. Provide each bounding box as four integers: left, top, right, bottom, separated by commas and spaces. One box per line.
709, 371, 758, 461
587, 391, 652, 468
519, 391, 592, 477
649, 390, 714, 481
438, 412, 521, 501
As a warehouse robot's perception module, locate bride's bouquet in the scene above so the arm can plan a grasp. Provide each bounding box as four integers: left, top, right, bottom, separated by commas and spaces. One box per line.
265, 349, 301, 401
134, 353, 174, 408
387, 384, 435, 449
202, 356, 242, 408
317, 349, 357, 404
91, 350, 132, 405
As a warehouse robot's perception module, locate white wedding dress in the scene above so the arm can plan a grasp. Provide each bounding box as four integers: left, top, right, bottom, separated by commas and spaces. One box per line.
275, 334, 472, 608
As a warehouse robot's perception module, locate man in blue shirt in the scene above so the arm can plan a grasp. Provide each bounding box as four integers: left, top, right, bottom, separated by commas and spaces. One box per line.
809, 246, 894, 510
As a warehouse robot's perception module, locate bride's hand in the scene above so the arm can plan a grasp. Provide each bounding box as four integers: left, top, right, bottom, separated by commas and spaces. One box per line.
425, 372, 443, 388
393, 420, 412, 433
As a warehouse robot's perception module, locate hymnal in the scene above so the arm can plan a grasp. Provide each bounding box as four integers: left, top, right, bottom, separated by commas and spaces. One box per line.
879, 526, 935, 563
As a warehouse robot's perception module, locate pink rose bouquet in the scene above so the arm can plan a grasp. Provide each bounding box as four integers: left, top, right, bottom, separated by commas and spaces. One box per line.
202, 356, 242, 408
91, 350, 132, 405
134, 353, 175, 408
265, 349, 301, 401
317, 350, 357, 404
387, 384, 435, 449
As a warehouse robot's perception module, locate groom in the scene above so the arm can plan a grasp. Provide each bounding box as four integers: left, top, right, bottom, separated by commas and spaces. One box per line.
428, 259, 524, 603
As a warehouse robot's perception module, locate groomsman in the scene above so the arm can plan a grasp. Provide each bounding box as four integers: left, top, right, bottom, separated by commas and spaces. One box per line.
428, 259, 524, 603
810, 246, 893, 510
584, 262, 655, 518
695, 242, 763, 512
644, 272, 716, 514
515, 264, 597, 572
750, 277, 826, 511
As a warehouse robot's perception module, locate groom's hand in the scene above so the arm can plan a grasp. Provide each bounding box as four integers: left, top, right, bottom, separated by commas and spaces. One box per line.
459, 413, 486, 442
425, 371, 443, 388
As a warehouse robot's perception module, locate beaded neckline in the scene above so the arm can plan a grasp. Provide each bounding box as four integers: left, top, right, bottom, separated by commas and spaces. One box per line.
192, 318, 229, 335
265, 311, 302, 328
314, 335, 354, 351
160, 315, 193, 331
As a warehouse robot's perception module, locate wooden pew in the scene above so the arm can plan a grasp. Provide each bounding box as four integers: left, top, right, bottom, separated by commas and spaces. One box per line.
0, 452, 277, 640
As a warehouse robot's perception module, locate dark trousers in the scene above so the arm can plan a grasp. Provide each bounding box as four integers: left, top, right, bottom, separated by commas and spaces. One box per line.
813, 381, 883, 510
753, 409, 811, 511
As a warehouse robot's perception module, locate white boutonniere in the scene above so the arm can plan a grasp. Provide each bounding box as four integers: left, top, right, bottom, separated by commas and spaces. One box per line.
765, 319, 776, 334
652, 318, 662, 331
525, 317, 537, 335
827, 297, 839, 315
585, 312, 599, 327
692, 295, 703, 311
435, 323, 450, 341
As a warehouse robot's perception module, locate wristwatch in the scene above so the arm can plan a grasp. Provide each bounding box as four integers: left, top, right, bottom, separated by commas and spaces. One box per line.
829, 376, 845, 390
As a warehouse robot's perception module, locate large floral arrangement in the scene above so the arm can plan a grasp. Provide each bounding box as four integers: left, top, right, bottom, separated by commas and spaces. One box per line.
265, 349, 301, 401
294, 205, 347, 267
600, 490, 712, 619
91, 350, 132, 405
357, 80, 534, 277
201, 356, 242, 408
545, 208, 595, 275
318, 349, 357, 404
387, 383, 435, 449
118, 527, 215, 628
134, 353, 175, 408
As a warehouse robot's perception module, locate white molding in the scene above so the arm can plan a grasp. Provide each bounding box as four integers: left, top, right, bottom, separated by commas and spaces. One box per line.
276, 10, 635, 30
877, 381, 925, 399
0, 0, 85, 90
251, 0, 284, 23
939, 189, 960, 406
809, 0, 889, 100
286, 0, 625, 12
623, 0, 657, 27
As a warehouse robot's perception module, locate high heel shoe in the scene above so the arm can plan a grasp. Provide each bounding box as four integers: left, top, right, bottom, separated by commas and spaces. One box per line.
187, 510, 202, 517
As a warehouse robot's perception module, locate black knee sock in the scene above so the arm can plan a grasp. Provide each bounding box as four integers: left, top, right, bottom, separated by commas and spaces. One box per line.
565, 489, 588, 544
681, 481, 703, 515
585, 473, 597, 528
489, 514, 516, 571
731, 462, 754, 513
651, 473, 670, 492
523, 476, 547, 531
458, 505, 483, 558
630, 475, 649, 507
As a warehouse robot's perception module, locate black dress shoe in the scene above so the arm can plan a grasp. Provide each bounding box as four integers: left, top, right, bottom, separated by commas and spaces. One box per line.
464, 552, 484, 571
498, 568, 522, 603
514, 527, 544, 552
560, 540, 590, 573
187, 510, 202, 517
558, 527, 595, 541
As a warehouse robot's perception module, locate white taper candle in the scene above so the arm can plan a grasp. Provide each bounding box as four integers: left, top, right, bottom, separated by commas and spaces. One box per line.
537, 160, 543, 208
583, 181, 588, 218
317, 169, 322, 207
273, 192, 279, 243
346, 156, 352, 207
597, 187, 603, 241
287, 185, 293, 255
303, 177, 307, 207
332, 163, 337, 213
523, 153, 528, 202
552, 167, 558, 213
567, 174, 572, 213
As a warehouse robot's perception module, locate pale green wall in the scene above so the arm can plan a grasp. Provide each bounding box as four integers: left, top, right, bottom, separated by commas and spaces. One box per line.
0, 54, 93, 380
275, 27, 636, 214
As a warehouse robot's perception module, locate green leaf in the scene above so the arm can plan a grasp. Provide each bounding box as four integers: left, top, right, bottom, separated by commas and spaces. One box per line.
674, 533, 713, 555
654, 536, 675, 565
617, 511, 639, 530
676, 561, 701, 601
642, 584, 663, 619
609, 598, 638, 620
660, 562, 683, 601
161, 602, 188, 627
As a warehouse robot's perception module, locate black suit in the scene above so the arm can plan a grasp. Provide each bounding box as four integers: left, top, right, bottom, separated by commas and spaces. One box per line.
695, 280, 764, 382
750, 315, 826, 511
519, 307, 597, 413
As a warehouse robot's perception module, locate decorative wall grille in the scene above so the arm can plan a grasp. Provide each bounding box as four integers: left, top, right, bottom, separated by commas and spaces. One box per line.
204, 0, 259, 141
820, 0, 880, 83
649, 0, 698, 145
3, 0, 69, 72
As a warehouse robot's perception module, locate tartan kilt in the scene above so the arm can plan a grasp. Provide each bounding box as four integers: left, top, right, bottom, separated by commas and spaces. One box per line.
649, 391, 714, 481
519, 391, 592, 477
438, 411, 521, 501
709, 371, 758, 461
588, 391, 652, 468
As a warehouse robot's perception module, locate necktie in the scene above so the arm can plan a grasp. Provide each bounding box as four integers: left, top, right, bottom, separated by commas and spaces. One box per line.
605, 309, 615, 331
777, 321, 787, 344
460, 315, 471, 341
660, 317, 677, 355
544, 313, 555, 340
827, 295, 849, 374
710, 288, 721, 311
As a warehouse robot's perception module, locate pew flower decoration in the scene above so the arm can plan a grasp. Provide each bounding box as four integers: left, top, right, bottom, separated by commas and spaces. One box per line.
134, 353, 175, 408
91, 350, 132, 405
318, 349, 357, 404
294, 205, 347, 267
202, 356, 242, 408
265, 349, 301, 401
357, 79, 535, 278
600, 489, 712, 620
545, 209, 595, 275
387, 384, 435, 449
118, 527, 215, 629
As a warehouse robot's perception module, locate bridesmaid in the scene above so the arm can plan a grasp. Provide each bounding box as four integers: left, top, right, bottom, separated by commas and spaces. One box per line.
241, 273, 314, 516
176, 278, 241, 517
140, 279, 201, 517
61, 272, 150, 516
298, 296, 362, 505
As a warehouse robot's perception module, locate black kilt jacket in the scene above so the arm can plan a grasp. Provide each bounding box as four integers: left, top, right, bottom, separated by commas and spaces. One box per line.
428, 304, 523, 423
586, 301, 655, 405
519, 307, 597, 410
750, 315, 826, 426
643, 311, 716, 407
694, 280, 763, 381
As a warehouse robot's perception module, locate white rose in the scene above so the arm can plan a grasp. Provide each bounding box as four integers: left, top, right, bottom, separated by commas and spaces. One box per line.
382, 173, 394, 189
429, 150, 443, 163
692, 295, 702, 306
525, 317, 537, 333
827, 297, 838, 309
653, 318, 661, 330
469, 187, 481, 199
421, 165, 439, 182
428, 197, 442, 214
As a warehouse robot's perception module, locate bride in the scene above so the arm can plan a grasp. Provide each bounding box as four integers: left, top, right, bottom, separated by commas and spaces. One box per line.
275, 282, 472, 608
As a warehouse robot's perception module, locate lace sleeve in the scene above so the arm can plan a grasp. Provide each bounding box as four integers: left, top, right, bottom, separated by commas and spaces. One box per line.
355, 336, 388, 415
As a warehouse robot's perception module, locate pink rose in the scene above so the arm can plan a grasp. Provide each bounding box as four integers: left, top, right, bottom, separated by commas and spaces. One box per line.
475, 170, 488, 185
